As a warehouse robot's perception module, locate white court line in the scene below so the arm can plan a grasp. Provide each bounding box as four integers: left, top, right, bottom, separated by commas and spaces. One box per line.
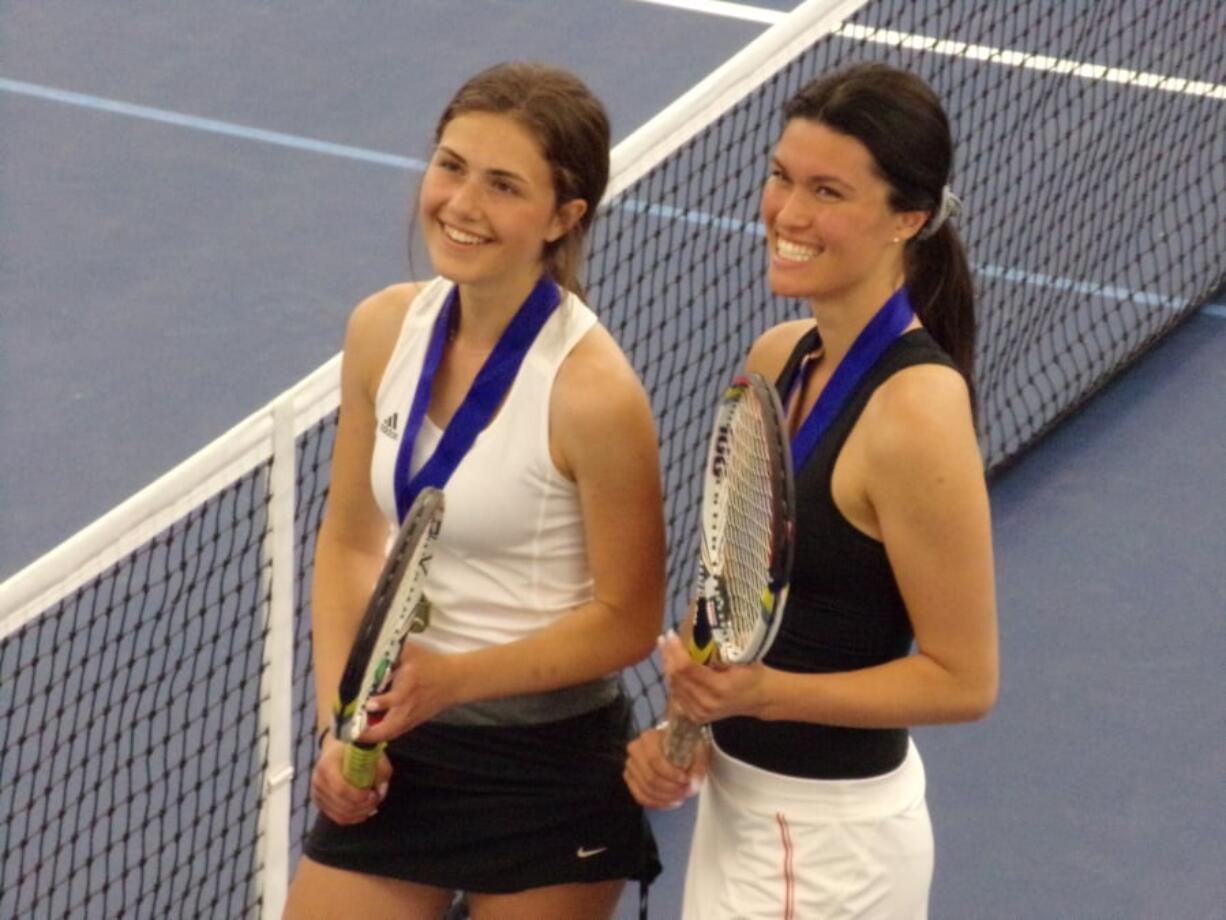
630, 0, 786, 25
837, 24, 1226, 100
628, 3, 1226, 100
1205, 304, 1226, 320
0, 77, 427, 170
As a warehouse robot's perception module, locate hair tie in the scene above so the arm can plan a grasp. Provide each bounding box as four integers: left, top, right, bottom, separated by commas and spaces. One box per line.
917, 185, 961, 240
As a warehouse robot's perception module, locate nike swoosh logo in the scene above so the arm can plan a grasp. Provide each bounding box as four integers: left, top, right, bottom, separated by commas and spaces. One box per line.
576, 846, 608, 858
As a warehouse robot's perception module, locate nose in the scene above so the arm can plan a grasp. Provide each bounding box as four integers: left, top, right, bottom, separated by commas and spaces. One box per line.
445, 175, 482, 220
773, 185, 812, 231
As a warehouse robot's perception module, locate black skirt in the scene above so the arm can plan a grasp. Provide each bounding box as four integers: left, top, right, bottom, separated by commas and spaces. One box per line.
304, 694, 661, 893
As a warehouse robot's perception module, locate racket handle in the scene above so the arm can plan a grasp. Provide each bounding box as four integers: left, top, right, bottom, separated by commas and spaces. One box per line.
662, 714, 706, 769
342, 740, 386, 789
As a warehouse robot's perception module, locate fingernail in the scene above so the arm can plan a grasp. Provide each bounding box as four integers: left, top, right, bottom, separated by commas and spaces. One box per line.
377, 783, 389, 799
688, 777, 704, 797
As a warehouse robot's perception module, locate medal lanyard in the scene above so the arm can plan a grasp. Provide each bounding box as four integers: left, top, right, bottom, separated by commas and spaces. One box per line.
393, 275, 561, 521
788, 287, 916, 472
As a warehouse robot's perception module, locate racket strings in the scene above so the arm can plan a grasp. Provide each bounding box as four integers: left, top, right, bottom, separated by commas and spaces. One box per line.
717, 396, 779, 660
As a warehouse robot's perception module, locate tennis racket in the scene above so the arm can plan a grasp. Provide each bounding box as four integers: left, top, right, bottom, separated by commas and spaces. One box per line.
332, 486, 445, 788
663, 373, 795, 768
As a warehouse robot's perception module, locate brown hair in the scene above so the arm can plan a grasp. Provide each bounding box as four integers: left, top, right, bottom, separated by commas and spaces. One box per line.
433, 61, 610, 298
784, 63, 977, 409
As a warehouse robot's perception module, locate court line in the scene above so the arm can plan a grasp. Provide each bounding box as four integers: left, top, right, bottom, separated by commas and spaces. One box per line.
1, 74, 1207, 315
626, 3, 1226, 99
836, 24, 1226, 100
629, 0, 785, 24
0, 77, 427, 171
1204, 304, 1226, 320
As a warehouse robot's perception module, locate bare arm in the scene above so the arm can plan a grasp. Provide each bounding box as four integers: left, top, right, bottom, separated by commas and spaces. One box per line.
664, 362, 998, 729
310, 285, 419, 733
457, 326, 666, 694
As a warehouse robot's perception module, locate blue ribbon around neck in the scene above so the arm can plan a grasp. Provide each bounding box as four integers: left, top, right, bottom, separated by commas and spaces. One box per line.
393, 275, 561, 521
788, 287, 916, 472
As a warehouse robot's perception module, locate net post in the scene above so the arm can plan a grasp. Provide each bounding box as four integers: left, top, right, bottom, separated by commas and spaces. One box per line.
258, 393, 299, 919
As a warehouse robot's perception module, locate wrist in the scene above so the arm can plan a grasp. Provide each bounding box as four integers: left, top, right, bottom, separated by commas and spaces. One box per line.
750, 665, 778, 721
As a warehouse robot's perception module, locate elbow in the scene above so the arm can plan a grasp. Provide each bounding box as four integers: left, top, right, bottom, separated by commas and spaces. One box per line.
960, 674, 999, 722
631, 597, 668, 664
626, 604, 664, 663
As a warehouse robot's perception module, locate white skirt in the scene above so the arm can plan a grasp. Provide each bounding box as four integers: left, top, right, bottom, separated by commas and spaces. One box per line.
682, 738, 933, 919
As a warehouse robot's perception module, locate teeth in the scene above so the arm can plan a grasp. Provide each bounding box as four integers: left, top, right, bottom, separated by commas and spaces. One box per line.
443, 224, 487, 245
776, 237, 818, 262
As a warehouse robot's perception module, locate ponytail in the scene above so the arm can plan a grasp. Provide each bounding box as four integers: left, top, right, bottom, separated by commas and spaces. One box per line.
906, 223, 977, 414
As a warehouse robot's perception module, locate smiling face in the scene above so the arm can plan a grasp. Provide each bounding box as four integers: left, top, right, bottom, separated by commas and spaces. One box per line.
761, 118, 925, 305
419, 111, 584, 297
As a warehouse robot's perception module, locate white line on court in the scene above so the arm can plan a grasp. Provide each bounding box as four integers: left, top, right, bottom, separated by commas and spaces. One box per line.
628, 2, 1226, 100
630, 0, 785, 25
0, 77, 427, 171
836, 23, 1226, 100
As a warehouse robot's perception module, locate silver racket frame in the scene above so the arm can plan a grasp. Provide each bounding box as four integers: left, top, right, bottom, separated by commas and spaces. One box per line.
335, 487, 445, 744
663, 374, 795, 768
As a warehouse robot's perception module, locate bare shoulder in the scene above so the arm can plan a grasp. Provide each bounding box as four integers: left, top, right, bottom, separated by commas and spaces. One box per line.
861, 363, 980, 479
745, 319, 816, 379
347, 282, 425, 343
548, 324, 658, 477
343, 282, 427, 396
554, 323, 649, 419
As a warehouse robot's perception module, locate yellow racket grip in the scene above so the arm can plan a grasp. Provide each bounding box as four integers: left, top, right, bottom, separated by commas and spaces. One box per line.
342, 740, 386, 789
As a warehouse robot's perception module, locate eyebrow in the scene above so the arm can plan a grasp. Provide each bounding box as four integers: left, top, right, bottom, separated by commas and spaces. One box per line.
772, 157, 853, 189
437, 145, 529, 185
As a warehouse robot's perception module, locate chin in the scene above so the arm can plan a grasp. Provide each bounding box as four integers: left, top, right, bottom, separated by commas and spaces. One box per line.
767, 268, 818, 301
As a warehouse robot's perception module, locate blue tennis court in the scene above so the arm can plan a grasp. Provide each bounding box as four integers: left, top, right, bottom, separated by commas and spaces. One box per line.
2, 2, 1224, 917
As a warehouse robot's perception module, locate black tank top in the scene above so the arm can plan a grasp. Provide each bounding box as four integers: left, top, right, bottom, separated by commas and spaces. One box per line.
712, 328, 956, 779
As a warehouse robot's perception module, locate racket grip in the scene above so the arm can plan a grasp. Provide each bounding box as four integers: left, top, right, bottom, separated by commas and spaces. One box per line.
662, 714, 706, 769
342, 740, 386, 789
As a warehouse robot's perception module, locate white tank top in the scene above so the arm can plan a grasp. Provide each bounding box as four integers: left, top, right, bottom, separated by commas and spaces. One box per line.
370, 277, 599, 657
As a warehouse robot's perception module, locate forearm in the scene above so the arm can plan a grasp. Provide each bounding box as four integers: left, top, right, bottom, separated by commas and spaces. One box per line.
446, 595, 660, 705
756, 651, 997, 728
310, 535, 386, 733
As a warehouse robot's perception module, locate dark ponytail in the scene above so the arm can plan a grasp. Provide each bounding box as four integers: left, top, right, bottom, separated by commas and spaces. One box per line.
784, 63, 977, 412
906, 223, 976, 410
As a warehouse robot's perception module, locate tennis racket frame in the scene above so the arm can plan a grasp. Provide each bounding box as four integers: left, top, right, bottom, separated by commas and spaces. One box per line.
663, 374, 795, 768
331, 486, 445, 788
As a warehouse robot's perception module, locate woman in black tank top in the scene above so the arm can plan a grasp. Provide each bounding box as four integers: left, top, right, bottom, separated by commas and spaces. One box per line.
626, 63, 999, 918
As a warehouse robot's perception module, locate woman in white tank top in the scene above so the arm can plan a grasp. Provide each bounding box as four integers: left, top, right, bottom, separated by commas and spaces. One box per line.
285, 63, 666, 920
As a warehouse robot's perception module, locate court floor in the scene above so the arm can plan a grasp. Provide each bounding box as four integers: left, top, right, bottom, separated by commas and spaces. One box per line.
2, 2, 1223, 917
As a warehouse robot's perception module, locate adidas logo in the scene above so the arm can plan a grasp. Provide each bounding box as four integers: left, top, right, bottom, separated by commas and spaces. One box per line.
379, 413, 399, 439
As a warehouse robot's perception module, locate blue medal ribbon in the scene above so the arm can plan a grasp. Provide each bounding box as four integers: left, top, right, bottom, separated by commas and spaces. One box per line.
393, 275, 561, 521
788, 286, 916, 472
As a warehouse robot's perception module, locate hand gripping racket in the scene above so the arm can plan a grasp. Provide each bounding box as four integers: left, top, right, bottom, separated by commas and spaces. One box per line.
663, 374, 795, 768
332, 487, 445, 788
